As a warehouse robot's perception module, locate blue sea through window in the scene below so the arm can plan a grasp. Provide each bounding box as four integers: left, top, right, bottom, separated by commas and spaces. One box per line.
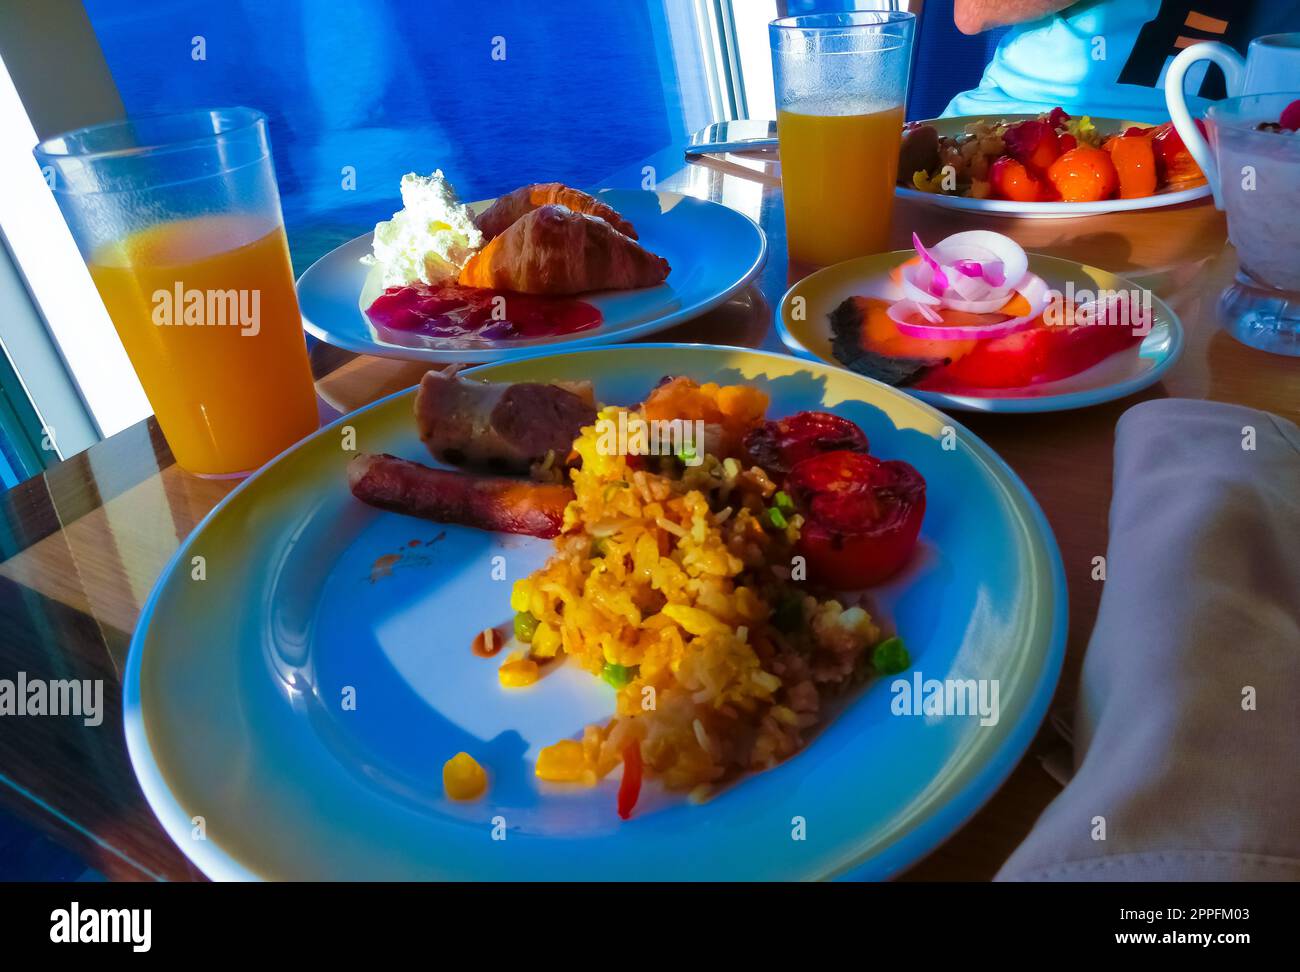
83, 0, 705, 272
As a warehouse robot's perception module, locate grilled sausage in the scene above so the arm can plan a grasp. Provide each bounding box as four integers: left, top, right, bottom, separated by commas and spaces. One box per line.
348, 453, 572, 538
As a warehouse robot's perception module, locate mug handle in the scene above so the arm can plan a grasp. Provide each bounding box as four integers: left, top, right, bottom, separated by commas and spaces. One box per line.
1164, 42, 1245, 207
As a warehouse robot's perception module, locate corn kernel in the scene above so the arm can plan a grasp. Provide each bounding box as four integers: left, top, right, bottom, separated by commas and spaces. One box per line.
535, 739, 587, 782
499, 656, 540, 687
662, 603, 728, 637
442, 752, 487, 801
531, 622, 561, 659
771, 704, 799, 726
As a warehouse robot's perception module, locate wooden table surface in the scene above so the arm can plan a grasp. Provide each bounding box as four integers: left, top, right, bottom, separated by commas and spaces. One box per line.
1, 149, 1296, 881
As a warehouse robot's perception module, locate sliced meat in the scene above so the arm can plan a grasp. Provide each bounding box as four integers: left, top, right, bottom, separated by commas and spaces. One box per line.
415, 370, 597, 473
348, 453, 572, 538
476, 183, 638, 241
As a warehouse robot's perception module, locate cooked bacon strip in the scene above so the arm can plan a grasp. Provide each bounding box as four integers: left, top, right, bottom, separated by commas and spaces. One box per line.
348, 453, 571, 538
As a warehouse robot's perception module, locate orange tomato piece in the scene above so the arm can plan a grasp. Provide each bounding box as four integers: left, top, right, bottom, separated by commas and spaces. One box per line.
1046, 146, 1119, 202
990, 156, 1051, 203
1104, 135, 1158, 199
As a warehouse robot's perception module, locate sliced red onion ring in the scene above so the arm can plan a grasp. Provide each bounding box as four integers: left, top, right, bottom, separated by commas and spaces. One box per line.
899, 271, 943, 307
889, 273, 1051, 340
932, 231, 1027, 290
950, 257, 1008, 288
912, 233, 950, 295
915, 301, 944, 323
899, 230, 1034, 315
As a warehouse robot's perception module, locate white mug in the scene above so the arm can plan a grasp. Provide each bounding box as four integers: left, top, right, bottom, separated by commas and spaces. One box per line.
1165, 33, 1300, 205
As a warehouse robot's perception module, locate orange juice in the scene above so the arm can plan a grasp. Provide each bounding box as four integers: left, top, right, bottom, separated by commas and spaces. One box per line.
88, 215, 319, 475
777, 104, 904, 266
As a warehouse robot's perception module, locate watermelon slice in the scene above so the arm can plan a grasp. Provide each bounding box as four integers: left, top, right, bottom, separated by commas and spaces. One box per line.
830, 295, 1144, 390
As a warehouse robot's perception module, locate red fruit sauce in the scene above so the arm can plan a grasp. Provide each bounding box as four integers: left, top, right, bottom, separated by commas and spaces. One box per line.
365, 282, 601, 342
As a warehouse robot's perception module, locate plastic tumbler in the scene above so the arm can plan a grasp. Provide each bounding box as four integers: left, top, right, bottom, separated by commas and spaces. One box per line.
35, 108, 320, 475
770, 11, 915, 267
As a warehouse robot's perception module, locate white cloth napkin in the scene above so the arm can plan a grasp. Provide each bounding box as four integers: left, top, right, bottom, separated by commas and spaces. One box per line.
997, 399, 1300, 881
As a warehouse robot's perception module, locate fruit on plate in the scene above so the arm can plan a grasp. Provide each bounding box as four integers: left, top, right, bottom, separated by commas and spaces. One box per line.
902, 107, 1205, 202
1002, 118, 1061, 173
1255, 98, 1300, 134
927, 306, 1145, 389
989, 156, 1052, 203
828, 231, 1147, 390
832, 295, 1145, 390
1149, 120, 1207, 186
1104, 132, 1158, 199
1046, 146, 1119, 203
1280, 99, 1300, 131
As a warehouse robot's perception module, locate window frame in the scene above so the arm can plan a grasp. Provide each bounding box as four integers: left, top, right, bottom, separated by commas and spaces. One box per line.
0, 3, 152, 462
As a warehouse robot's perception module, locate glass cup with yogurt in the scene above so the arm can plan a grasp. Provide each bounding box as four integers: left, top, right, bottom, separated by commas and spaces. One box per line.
1174, 92, 1300, 356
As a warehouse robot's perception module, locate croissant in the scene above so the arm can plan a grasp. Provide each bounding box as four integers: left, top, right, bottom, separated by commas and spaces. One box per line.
458, 204, 670, 295
475, 183, 638, 240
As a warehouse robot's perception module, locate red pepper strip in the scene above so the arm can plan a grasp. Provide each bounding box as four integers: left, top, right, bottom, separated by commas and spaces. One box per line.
617, 743, 643, 820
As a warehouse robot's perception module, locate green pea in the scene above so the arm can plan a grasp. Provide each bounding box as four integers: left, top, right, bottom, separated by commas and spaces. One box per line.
773, 592, 804, 633
773, 490, 795, 513
872, 636, 910, 675
601, 662, 632, 689
514, 611, 539, 643
766, 506, 788, 530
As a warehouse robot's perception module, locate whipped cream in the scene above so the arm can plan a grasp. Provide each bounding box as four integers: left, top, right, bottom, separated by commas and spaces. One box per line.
362, 171, 483, 288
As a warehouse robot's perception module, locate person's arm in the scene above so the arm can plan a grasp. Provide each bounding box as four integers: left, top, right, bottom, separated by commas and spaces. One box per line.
953, 0, 1077, 35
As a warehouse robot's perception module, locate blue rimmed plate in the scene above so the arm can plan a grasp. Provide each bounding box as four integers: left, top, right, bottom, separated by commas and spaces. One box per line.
296, 189, 766, 363
124, 344, 1065, 880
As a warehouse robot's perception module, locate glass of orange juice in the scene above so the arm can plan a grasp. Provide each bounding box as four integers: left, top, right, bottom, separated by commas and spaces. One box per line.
770, 11, 915, 267
35, 108, 319, 476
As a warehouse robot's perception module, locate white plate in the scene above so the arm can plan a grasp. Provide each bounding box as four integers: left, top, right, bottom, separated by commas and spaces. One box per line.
895, 115, 1211, 218
296, 189, 766, 363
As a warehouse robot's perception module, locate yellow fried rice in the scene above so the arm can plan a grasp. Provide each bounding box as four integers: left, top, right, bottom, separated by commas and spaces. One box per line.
509, 385, 881, 795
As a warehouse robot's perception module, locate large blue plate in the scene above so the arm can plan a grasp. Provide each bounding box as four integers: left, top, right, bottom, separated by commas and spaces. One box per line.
124, 345, 1066, 880
296, 189, 766, 363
